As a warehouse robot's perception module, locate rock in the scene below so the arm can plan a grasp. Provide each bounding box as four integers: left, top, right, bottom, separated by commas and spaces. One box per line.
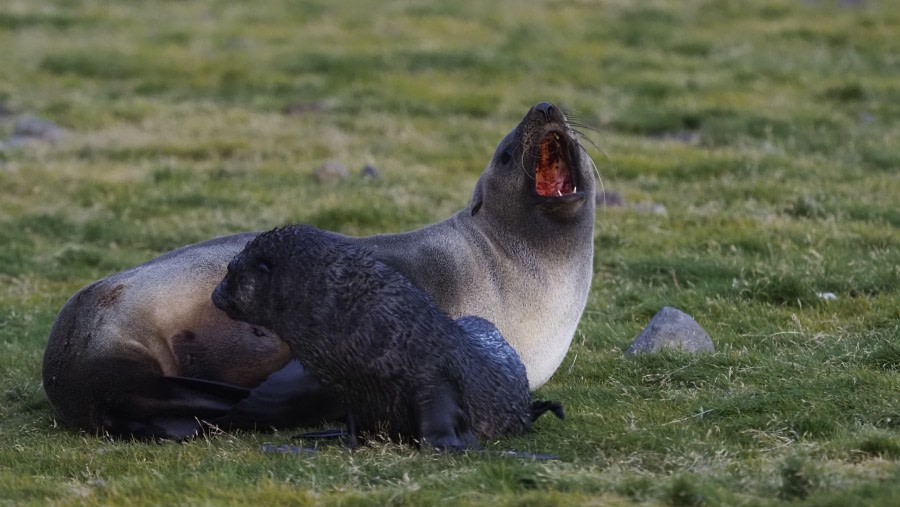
282, 102, 325, 115
361, 163, 380, 179
314, 161, 349, 183
12, 115, 66, 143
658, 130, 700, 145
626, 306, 714, 356
632, 202, 667, 215
595, 189, 624, 207
7, 136, 36, 149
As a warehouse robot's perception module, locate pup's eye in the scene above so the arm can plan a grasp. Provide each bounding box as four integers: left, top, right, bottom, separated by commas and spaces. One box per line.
500, 149, 512, 165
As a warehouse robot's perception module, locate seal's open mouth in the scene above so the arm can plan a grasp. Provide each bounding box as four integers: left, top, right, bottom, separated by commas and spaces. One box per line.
535, 132, 575, 197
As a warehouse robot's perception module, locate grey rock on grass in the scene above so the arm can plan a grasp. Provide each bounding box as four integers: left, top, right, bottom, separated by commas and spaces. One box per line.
11, 115, 66, 145
594, 189, 667, 215
314, 161, 350, 183
595, 189, 625, 207
361, 163, 380, 179
632, 202, 668, 215
626, 306, 714, 356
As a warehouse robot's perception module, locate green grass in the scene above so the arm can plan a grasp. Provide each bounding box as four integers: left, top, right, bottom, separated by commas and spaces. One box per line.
1, 0, 898, 504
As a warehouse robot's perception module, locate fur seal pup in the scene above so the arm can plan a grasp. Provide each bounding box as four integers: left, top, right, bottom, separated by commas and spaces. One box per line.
42, 102, 596, 439
212, 225, 562, 449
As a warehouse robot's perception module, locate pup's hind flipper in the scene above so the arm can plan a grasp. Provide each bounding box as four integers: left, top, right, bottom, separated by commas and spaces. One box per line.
530, 400, 565, 421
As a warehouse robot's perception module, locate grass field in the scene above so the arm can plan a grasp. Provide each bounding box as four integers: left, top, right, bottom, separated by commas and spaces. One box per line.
1, 0, 899, 504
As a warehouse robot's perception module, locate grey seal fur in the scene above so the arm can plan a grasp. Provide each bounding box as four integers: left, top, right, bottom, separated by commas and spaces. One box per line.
212, 224, 561, 449
41, 102, 596, 439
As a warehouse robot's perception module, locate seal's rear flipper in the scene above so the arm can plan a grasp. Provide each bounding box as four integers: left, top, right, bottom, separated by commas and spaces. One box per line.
213, 359, 345, 430
530, 400, 565, 421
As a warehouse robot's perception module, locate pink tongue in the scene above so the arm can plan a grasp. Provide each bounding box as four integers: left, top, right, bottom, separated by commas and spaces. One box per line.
535, 138, 572, 196
536, 167, 561, 196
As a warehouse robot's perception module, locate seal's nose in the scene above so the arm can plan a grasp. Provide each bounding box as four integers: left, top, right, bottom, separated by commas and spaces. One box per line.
534, 102, 555, 120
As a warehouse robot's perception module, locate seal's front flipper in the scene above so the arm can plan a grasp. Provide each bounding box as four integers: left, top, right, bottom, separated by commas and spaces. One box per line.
102, 414, 207, 441
345, 413, 360, 449
99, 375, 251, 440
530, 400, 565, 421
213, 359, 345, 430
162, 375, 252, 409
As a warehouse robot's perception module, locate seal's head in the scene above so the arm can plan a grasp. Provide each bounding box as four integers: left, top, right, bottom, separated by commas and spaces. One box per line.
471, 102, 596, 230
212, 226, 323, 328
212, 241, 274, 327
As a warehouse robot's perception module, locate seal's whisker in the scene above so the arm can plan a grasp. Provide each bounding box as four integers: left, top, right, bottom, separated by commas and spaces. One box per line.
572, 129, 605, 157
580, 145, 604, 187
517, 141, 534, 181
572, 127, 611, 167
559, 106, 578, 123
568, 119, 602, 135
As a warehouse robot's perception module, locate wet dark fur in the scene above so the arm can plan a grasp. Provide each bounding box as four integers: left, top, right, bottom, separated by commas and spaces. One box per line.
213, 225, 552, 449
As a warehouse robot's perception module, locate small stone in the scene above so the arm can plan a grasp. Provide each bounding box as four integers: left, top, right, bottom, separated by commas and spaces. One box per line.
314, 161, 349, 183
595, 189, 624, 207
858, 112, 876, 124
7, 136, 36, 148
626, 306, 714, 356
632, 202, 667, 215
816, 292, 838, 301
282, 102, 325, 115
361, 164, 380, 179
13, 115, 66, 143
661, 130, 700, 145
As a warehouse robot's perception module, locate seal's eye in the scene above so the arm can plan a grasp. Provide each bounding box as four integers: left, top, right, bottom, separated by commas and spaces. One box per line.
256, 259, 272, 273
500, 149, 512, 165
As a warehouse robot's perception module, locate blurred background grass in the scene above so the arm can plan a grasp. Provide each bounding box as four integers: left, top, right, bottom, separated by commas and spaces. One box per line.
1, 0, 898, 504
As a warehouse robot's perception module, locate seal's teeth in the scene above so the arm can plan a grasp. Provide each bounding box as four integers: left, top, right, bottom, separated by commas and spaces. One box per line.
574, 186, 577, 193
557, 190, 562, 196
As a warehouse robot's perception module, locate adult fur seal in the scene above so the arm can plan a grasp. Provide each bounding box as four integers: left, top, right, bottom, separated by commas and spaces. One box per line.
212, 225, 562, 449
42, 102, 596, 439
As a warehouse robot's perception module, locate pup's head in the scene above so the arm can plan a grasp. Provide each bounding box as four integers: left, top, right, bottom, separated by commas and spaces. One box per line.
212, 225, 320, 327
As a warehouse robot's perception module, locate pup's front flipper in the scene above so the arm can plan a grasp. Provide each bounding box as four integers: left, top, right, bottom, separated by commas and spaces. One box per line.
418, 383, 481, 452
